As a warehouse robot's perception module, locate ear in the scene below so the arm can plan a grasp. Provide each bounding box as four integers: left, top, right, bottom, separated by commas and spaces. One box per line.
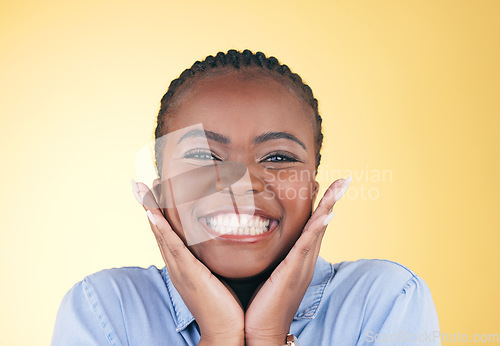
311, 180, 320, 208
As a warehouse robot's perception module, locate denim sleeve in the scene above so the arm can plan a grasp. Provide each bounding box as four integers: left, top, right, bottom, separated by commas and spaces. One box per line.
51, 280, 121, 346
362, 275, 441, 345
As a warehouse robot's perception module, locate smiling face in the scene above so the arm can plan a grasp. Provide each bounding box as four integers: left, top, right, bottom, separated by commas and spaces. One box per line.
157, 69, 320, 279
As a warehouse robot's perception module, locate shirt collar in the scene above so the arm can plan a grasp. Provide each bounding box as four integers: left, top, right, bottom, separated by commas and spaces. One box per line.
161, 267, 195, 332
293, 256, 334, 320
162, 256, 334, 331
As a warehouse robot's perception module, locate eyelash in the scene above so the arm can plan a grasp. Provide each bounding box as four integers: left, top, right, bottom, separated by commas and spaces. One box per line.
183, 149, 221, 161
183, 149, 300, 163
262, 151, 300, 163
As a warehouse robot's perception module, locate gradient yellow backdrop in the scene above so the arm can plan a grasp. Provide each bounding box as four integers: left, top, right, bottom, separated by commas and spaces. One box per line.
1, 0, 499, 344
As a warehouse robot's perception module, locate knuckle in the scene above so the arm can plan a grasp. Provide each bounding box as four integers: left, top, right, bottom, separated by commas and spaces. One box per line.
168, 244, 185, 259
154, 234, 166, 247
314, 227, 324, 240
269, 269, 285, 283
299, 245, 311, 258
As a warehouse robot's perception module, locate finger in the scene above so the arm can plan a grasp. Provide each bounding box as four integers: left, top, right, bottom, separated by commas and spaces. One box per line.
288, 213, 330, 266
295, 177, 350, 249
308, 177, 352, 254
254, 180, 353, 300
285, 178, 352, 272
312, 177, 352, 219
264, 217, 331, 297
150, 222, 175, 272
135, 181, 161, 211
134, 181, 191, 266
273, 213, 329, 277
144, 208, 182, 270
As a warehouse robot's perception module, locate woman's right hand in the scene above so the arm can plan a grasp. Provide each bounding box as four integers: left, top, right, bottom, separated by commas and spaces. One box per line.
133, 181, 245, 346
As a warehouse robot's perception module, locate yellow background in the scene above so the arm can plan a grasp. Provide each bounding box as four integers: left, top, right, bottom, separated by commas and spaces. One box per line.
1, 0, 499, 344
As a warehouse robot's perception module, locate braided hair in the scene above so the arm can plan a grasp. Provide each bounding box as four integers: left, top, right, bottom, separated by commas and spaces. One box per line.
154, 49, 323, 175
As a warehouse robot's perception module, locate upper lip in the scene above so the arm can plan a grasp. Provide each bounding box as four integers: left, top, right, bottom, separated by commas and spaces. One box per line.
198, 205, 280, 221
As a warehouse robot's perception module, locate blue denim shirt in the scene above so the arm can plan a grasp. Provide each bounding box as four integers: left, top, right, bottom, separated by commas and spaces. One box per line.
52, 257, 440, 345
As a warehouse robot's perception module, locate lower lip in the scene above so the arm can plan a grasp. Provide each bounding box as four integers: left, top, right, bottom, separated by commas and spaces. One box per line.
198, 217, 279, 243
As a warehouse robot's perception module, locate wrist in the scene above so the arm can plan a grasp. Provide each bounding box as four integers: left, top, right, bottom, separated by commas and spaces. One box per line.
245, 334, 286, 346
199, 331, 244, 346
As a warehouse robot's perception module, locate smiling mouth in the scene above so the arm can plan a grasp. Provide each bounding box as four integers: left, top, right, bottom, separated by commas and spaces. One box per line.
198, 213, 278, 238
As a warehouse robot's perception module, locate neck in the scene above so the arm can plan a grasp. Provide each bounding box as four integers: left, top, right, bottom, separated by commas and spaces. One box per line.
217, 270, 272, 311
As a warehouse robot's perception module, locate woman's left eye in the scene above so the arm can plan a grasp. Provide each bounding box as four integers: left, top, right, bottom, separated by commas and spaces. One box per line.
262, 152, 300, 163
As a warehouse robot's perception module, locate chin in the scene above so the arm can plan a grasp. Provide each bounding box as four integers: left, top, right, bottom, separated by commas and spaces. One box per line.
194, 245, 278, 280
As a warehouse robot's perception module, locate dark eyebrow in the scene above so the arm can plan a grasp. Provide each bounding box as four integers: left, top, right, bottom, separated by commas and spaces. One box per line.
177, 129, 230, 145
177, 129, 306, 151
253, 131, 307, 151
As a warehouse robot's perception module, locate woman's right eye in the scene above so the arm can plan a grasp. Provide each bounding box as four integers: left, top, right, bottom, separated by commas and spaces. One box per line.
183, 149, 220, 161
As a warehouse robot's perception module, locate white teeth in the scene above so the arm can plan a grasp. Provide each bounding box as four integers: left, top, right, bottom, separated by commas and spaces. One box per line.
243, 215, 250, 227
203, 213, 272, 236
230, 214, 238, 227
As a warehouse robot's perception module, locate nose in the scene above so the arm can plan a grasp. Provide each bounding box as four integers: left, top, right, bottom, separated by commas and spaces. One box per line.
217, 162, 265, 196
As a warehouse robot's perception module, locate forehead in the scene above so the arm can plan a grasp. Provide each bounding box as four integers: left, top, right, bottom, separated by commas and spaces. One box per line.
167, 69, 316, 138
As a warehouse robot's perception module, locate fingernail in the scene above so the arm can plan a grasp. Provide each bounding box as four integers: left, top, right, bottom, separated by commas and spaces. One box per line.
335, 177, 352, 201
323, 211, 335, 226
131, 179, 139, 193
132, 186, 143, 205
147, 210, 157, 226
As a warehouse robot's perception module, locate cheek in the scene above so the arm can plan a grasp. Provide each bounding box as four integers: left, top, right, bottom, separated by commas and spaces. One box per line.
162, 207, 184, 238
269, 169, 315, 205
281, 182, 314, 210
275, 179, 316, 232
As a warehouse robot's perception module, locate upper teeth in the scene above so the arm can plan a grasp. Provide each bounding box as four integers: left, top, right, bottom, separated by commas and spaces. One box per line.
204, 213, 271, 236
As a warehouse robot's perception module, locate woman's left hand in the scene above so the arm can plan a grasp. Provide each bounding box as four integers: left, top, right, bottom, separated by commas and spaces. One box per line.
244, 177, 351, 345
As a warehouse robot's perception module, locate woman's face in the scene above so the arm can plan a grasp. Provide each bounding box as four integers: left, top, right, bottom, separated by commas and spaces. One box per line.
158, 70, 319, 279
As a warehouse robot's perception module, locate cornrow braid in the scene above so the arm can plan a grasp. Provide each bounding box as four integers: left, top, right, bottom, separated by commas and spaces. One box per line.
154, 49, 323, 175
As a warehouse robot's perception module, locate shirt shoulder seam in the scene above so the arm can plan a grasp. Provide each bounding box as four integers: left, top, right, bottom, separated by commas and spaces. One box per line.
361, 258, 418, 278
364, 259, 421, 296
82, 277, 120, 346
